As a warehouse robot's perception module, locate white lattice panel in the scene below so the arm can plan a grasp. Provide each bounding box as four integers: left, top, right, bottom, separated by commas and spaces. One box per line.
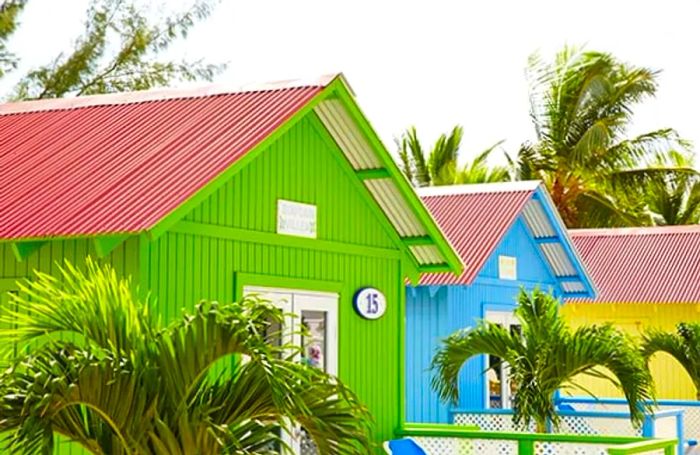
537, 444, 664, 455
535, 442, 609, 455
657, 403, 700, 440
413, 437, 517, 455
453, 413, 535, 432
565, 399, 698, 439
556, 415, 641, 437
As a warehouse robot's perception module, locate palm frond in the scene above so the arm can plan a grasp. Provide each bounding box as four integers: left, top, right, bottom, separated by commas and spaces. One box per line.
521, 45, 690, 228
0, 258, 153, 357
642, 324, 700, 397
555, 325, 654, 427
431, 322, 520, 404
432, 289, 654, 431
404, 127, 430, 186
0, 261, 372, 454
607, 129, 692, 166
573, 189, 648, 228
396, 136, 414, 184
428, 125, 463, 185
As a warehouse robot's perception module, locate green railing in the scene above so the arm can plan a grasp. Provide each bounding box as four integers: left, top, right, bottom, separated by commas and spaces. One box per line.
397, 423, 677, 455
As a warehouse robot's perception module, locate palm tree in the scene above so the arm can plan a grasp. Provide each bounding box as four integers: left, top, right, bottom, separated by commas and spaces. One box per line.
644, 151, 700, 225
397, 126, 508, 187
0, 259, 372, 454
642, 323, 700, 400
512, 46, 694, 228
431, 289, 654, 433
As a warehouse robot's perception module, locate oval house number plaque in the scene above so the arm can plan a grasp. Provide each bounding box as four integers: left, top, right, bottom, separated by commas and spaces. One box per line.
353, 287, 386, 320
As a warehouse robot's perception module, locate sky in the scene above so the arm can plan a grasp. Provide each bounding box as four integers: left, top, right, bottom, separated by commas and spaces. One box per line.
6, 0, 700, 165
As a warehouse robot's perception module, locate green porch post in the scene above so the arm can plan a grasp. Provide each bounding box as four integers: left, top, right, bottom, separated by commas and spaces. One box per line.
518, 439, 535, 455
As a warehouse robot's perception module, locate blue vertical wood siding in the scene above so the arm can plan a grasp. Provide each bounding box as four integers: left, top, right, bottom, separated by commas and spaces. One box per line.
406, 216, 559, 423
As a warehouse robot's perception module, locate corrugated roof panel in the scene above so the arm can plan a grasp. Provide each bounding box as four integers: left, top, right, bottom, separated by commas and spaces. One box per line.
562, 281, 586, 293
568, 225, 700, 303
417, 183, 536, 285
365, 179, 427, 238
314, 99, 382, 170
409, 245, 444, 265
522, 199, 556, 238
540, 243, 577, 276
0, 74, 462, 274
0, 83, 326, 239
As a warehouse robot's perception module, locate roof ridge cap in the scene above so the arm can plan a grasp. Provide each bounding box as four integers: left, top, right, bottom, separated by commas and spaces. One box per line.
417, 180, 541, 197
571, 225, 700, 237
0, 73, 340, 116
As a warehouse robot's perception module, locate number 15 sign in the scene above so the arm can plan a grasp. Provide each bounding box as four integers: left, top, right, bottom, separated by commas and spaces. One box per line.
353, 288, 386, 320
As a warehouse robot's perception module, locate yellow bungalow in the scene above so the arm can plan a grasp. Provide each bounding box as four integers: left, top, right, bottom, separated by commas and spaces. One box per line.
562, 225, 700, 399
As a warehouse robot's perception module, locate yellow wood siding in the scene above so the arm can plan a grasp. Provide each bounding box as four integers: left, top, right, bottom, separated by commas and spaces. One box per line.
562, 302, 700, 399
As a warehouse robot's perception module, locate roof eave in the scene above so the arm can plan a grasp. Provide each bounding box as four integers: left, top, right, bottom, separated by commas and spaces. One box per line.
533, 186, 598, 298
327, 79, 464, 276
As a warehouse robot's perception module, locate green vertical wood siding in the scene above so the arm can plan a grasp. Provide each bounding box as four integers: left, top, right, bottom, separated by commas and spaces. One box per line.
0, 237, 139, 284
144, 233, 401, 446
0, 238, 139, 454
0, 112, 406, 452
143, 114, 405, 448
183, 114, 397, 250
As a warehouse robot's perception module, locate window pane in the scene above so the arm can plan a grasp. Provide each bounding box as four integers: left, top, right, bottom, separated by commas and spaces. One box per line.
300, 310, 326, 372
488, 353, 504, 408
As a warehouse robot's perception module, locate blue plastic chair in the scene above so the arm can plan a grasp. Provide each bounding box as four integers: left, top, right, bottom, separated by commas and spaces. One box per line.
383, 438, 427, 454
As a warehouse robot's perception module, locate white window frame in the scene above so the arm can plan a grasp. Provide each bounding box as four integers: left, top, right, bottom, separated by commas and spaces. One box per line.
484, 310, 519, 409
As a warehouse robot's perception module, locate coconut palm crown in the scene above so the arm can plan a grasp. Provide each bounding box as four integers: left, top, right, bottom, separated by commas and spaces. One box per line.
431, 288, 654, 432
0, 259, 372, 454
643, 151, 700, 225
512, 46, 694, 228
397, 126, 508, 187
642, 323, 700, 400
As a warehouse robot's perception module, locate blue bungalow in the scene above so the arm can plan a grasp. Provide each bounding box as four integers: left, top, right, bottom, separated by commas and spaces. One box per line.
405, 181, 596, 423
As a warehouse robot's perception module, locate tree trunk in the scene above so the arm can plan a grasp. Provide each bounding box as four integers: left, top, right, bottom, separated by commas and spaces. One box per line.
536, 420, 547, 433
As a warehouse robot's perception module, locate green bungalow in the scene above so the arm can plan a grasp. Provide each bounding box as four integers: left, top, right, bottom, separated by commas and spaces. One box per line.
0, 74, 462, 451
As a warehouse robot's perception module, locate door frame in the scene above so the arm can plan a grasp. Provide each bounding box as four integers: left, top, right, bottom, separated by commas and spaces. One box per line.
234, 272, 344, 301
483, 306, 519, 409
242, 285, 339, 375
238, 273, 342, 454
235, 272, 344, 371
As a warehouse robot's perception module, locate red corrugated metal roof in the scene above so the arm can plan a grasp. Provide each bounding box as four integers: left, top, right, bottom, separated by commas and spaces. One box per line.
417, 182, 539, 285
568, 225, 700, 303
0, 78, 333, 239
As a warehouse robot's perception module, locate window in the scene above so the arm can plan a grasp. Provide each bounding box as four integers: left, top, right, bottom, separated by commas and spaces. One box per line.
485, 310, 521, 409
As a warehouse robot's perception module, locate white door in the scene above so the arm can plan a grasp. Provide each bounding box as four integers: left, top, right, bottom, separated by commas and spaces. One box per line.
243, 286, 338, 454
484, 310, 520, 409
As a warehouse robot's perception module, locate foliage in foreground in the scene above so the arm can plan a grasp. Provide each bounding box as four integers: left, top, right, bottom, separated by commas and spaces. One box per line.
0, 259, 372, 454
431, 289, 654, 432
643, 322, 700, 400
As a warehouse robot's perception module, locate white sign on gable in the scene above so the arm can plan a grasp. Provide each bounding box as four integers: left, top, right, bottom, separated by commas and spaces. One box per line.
277, 200, 317, 238
498, 255, 517, 281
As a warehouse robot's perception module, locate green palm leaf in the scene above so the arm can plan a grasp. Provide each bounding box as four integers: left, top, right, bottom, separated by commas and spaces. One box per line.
396, 126, 508, 186
516, 45, 692, 228
642, 323, 700, 400
0, 259, 372, 454
431, 289, 654, 432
